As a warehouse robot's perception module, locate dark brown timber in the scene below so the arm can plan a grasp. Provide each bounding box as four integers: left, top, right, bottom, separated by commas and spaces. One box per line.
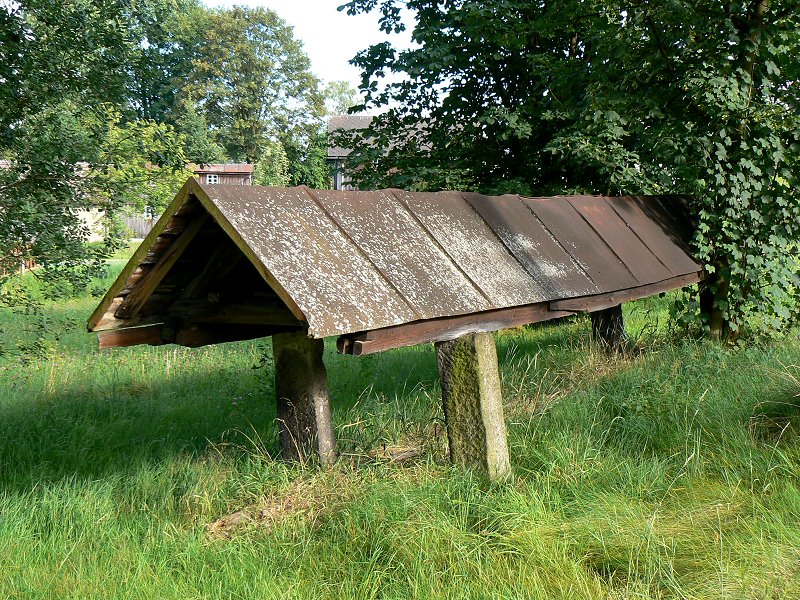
115, 213, 210, 319
549, 273, 702, 313
590, 305, 627, 352
338, 302, 574, 356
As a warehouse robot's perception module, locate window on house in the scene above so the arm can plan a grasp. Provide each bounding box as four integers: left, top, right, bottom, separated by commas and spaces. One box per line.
206, 174, 219, 184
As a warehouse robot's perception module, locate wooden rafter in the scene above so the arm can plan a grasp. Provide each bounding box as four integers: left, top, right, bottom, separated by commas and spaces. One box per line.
114, 213, 210, 319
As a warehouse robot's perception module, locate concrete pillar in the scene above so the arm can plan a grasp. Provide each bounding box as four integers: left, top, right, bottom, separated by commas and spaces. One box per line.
435, 332, 511, 481
590, 304, 627, 352
272, 330, 337, 466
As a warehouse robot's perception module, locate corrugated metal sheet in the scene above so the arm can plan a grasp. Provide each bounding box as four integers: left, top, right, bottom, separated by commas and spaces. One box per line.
88, 179, 702, 345
201, 183, 700, 338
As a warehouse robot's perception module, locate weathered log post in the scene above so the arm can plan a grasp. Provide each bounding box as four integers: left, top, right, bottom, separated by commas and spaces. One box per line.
272, 330, 337, 466
590, 304, 627, 352
435, 332, 511, 481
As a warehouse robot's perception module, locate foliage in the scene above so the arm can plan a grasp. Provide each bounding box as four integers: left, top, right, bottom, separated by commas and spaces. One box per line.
182, 6, 325, 164
124, 0, 204, 123
285, 131, 332, 189
93, 109, 193, 216
173, 99, 227, 165
324, 80, 361, 115
253, 140, 290, 187
0, 0, 137, 297
339, 0, 800, 338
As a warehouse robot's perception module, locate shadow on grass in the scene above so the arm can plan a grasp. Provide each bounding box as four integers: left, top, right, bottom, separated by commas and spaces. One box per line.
0, 340, 445, 493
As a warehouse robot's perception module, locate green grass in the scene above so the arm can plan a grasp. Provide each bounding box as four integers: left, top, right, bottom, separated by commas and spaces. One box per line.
1, 264, 800, 598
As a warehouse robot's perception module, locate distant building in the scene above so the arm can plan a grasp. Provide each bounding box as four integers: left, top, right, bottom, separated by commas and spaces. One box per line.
191, 163, 253, 186
327, 115, 372, 190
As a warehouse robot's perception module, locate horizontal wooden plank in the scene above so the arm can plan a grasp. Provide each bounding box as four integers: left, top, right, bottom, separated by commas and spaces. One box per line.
169, 299, 303, 326
98, 325, 165, 349
338, 303, 574, 356
173, 324, 294, 347
548, 272, 704, 312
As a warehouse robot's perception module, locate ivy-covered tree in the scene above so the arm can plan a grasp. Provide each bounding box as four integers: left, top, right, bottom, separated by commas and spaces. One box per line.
339, 0, 800, 338
253, 140, 290, 187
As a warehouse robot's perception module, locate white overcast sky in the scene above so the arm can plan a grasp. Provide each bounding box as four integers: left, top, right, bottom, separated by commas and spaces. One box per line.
203, 0, 413, 88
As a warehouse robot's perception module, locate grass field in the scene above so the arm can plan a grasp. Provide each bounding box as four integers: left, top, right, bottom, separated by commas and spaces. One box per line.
1, 259, 799, 599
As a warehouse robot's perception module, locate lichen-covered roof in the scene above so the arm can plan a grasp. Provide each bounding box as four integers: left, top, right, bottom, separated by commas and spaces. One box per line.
327, 115, 373, 159
89, 179, 701, 346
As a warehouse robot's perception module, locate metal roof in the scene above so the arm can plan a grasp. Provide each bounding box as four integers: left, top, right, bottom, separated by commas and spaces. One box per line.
89, 179, 702, 349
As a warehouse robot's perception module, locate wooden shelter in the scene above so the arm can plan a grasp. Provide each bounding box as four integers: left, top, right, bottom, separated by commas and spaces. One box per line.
89, 178, 702, 478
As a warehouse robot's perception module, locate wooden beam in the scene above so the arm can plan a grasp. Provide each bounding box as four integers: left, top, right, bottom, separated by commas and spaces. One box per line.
98, 325, 165, 349
93, 297, 168, 332
114, 213, 210, 319
87, 180, 200, 331
548, 272, 703, 313
173, 323, 288, 347
167, 299, 303, 327
338, 302, 573, 356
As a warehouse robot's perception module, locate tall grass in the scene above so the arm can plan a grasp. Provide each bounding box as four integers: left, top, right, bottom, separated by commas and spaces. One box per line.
1, 265, 799, 598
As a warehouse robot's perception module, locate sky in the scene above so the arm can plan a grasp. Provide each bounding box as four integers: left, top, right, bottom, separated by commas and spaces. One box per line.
204, 0, 413, 89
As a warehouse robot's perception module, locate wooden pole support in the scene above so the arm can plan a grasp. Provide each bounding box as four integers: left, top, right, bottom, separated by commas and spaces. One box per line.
435, 332, 511, 481
272, 331, 337, 466
590, 304, 627, 352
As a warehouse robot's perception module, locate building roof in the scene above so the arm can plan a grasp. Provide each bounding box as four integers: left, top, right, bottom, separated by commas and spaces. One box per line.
88, 178, 702, 352
191, 163, 253, 174
327, 115, 373, 159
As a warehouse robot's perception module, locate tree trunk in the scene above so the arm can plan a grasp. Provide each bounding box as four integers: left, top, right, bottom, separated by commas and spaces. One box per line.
699, 259, 731, 341
272, 330, 337, 466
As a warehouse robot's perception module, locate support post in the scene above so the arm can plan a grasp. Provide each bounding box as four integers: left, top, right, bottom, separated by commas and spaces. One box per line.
435, 332, 511, 481
590, 304, 627, 352
272, 330, 337, 466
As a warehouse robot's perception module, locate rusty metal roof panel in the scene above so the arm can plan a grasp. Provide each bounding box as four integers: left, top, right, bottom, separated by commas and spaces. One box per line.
462, 192, 600, 298
393, 190, 549, 307
566, 195, 674, 284
203, 185, 699, 338
307, 188, 492, 319
206, 185, 417, 337
606, 195, 700, 274
524, 197, 639, 294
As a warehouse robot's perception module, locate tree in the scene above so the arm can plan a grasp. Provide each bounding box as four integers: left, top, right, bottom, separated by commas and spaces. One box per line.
339, 0, 800, 338
324, 80, 360, 115
183, 6, 324, 164
93, 110, 192, 216
253, 140, 290, 187
173, 99, 227, 165
0, 0, 137, 294
125, 0, 204, 123
284, 132, 331, 189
